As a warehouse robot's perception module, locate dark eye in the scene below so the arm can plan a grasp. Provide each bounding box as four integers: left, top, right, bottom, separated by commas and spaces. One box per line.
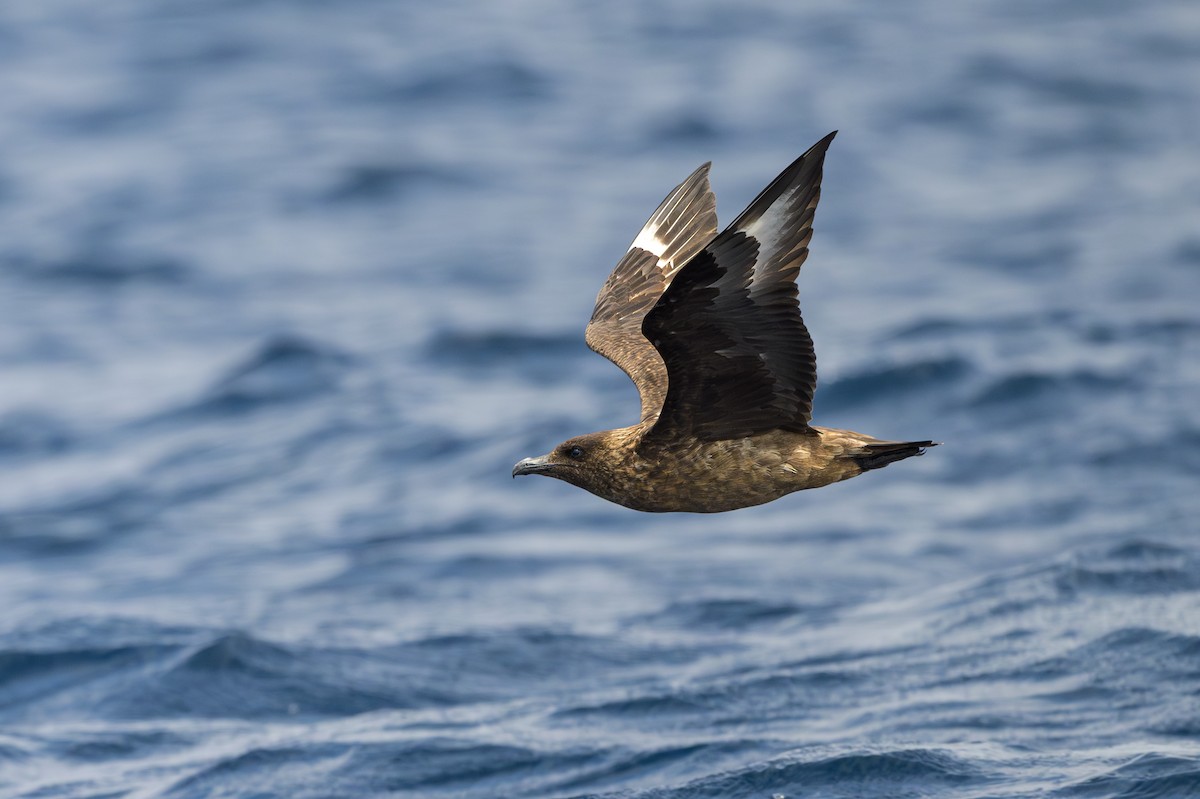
567, 445, 584, 460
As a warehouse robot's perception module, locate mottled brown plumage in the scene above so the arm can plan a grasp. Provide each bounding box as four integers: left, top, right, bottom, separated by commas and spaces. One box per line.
514, 132, 937, 513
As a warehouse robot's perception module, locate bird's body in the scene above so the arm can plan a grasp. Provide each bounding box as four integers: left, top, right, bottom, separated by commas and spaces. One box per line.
522, 424, 923, 513
514, 132, 937, 513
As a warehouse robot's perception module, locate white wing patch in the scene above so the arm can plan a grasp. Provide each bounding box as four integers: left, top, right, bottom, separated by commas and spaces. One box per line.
623, 162, 716, 277
742, 187, 792, 262
631, 222, 669, 266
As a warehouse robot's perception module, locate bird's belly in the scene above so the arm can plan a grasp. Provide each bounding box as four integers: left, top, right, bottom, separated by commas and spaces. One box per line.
613, 435, 841, 513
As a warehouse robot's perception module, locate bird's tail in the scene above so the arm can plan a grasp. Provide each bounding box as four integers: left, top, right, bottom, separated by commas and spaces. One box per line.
852, 439, 939, 471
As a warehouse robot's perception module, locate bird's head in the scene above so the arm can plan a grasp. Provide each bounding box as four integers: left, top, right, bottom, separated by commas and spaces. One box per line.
512, 430, 632, 493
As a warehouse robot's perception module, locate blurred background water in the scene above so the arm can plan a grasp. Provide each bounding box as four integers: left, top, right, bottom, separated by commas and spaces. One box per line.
1, 1, 1199, 797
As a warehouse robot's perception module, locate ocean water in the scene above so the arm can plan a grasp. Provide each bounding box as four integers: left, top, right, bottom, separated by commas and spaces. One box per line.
1, 1, 1199, 797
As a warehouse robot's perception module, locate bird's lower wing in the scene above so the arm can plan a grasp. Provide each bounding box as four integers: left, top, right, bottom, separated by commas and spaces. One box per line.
585, 162, 718, 423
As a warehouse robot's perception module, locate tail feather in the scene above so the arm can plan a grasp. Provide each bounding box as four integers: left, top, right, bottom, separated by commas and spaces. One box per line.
853, 440, 939, 471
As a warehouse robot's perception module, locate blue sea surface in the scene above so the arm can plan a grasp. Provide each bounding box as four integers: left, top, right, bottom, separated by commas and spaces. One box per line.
2, 2, 1199, 797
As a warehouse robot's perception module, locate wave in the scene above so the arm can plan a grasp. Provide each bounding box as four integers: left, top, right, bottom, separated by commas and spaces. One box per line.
427, 329, 583, 368
12, 251, 189, 285
1056, 753, 1200, 797
162, 739, 602, 799
816, 356, 971, 411
637, 598, 817, 632
320, 162, 477, 204
382, 56, 552, 104
0, 410, 74, 457
187, 336, 354, 415
969, 370, 1131, 409
571, 747, 986, 799
0, 483, 154, 555
104, 632, 458, 720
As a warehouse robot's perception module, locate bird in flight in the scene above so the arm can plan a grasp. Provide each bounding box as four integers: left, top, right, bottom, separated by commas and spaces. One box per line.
513, 132, 936, 513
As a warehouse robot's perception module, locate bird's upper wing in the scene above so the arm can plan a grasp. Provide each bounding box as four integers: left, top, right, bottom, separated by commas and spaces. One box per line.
585, 163, 718, 424
641, 131, 836, 443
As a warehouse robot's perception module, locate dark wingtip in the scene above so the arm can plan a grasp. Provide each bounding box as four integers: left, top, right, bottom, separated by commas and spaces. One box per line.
811, 130, 838, 152
725, 130, 839, 234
